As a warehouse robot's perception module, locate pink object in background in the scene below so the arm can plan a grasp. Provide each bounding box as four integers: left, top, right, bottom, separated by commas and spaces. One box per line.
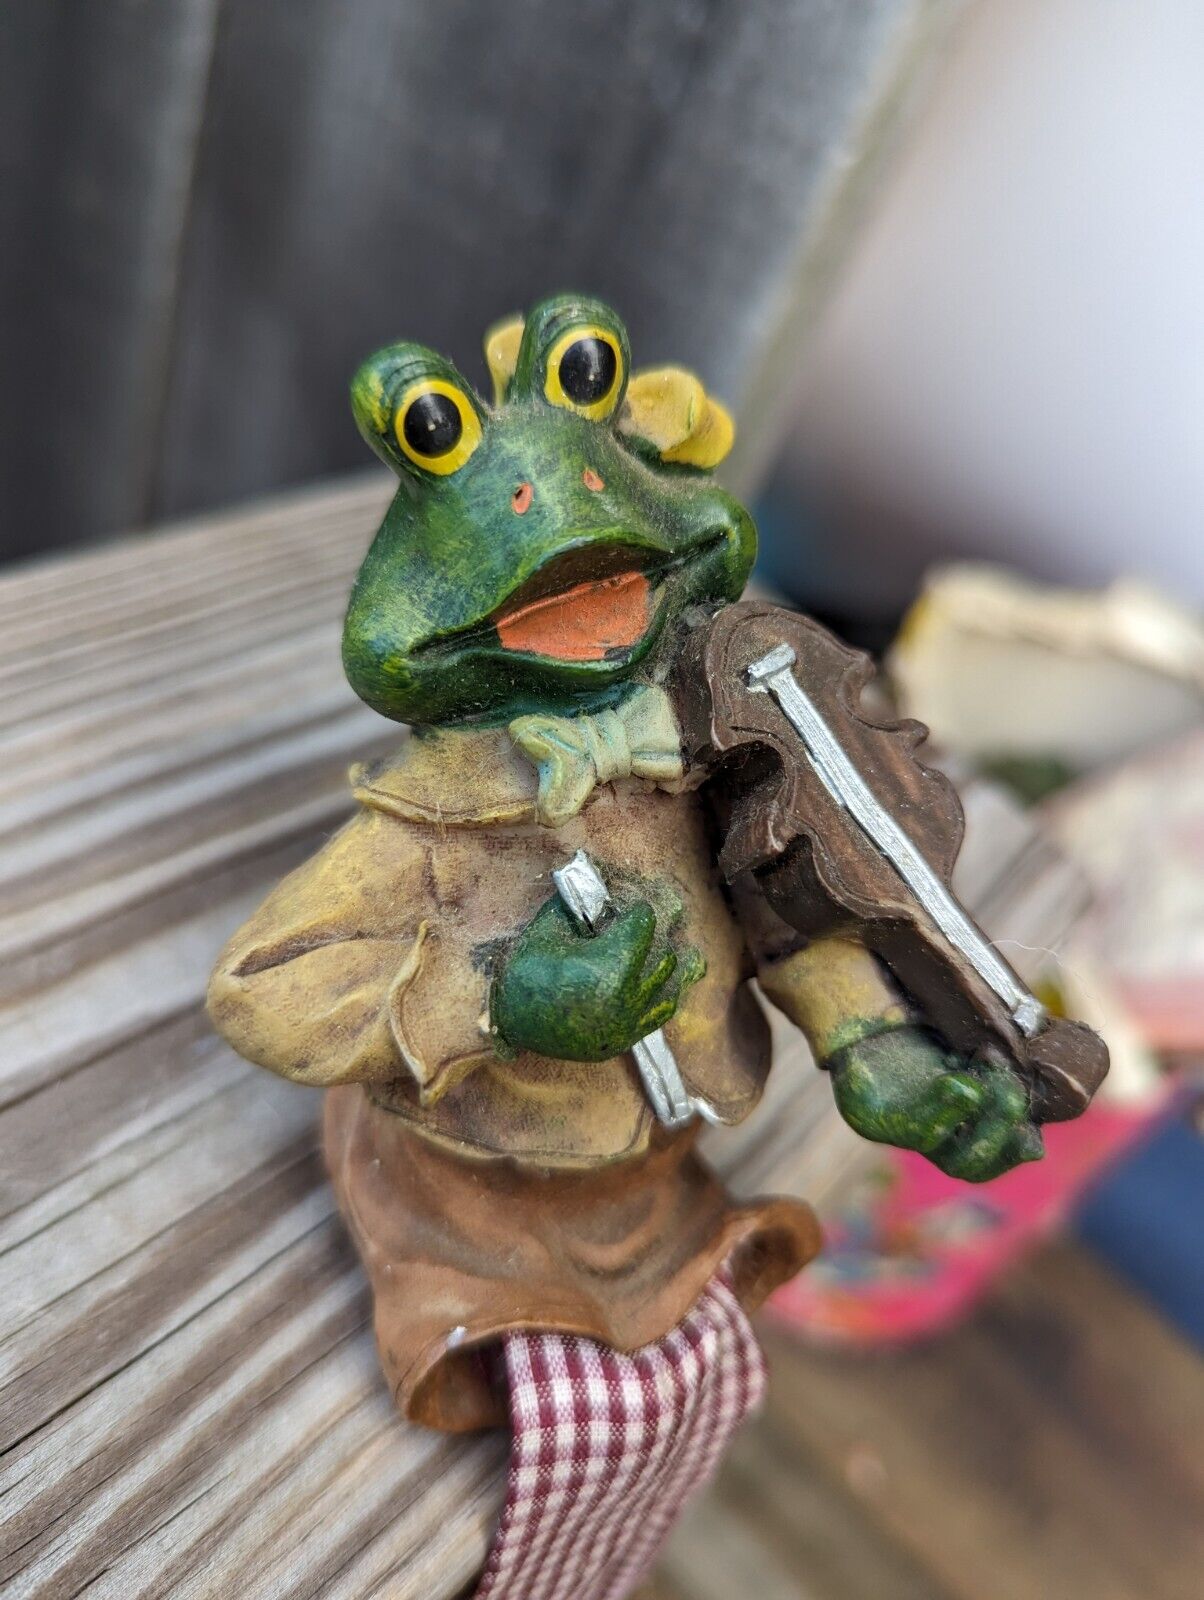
766, 1092, 1174, 1346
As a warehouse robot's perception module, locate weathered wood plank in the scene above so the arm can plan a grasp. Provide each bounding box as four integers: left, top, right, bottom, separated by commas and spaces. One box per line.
0, 480, 507, 1597
663, 1413, 953, 1600
4, 479, 1199, 1599
756, 1244, 1204, 1600
0, 478, 835, 1597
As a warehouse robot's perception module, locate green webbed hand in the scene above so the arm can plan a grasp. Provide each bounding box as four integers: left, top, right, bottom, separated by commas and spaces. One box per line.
828, 1026, 1044, 1183
491, 894, 705, 1062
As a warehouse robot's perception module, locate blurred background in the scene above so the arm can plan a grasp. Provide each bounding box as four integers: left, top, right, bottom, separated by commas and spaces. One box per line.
759, 0, 1204, 619
2, 2, 1202, 1597
1, 0, 946, 561
5, 0, 1204, 601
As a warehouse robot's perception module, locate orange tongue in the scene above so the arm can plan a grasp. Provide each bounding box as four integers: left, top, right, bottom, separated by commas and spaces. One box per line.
495, 570, 653, 661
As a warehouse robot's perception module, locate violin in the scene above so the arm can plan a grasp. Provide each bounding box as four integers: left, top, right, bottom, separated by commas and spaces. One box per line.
677, 601, 1108, 1121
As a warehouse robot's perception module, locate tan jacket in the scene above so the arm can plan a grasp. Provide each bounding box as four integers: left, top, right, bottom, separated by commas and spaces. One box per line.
209, 724, 773, 1169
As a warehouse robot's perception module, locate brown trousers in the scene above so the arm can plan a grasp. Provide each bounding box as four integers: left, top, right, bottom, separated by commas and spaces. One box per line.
325, 1086, 821, 1431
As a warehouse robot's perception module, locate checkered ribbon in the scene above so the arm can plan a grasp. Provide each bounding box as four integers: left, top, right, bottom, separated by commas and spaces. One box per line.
474, 1275, 766, 1600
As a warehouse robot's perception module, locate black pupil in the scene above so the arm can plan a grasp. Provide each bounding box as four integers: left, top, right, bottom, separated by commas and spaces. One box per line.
559, 337, 616, 405
403, 391, 463, 457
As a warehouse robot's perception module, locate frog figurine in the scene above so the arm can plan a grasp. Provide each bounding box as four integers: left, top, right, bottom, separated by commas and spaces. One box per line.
209, 293, 1054, 1442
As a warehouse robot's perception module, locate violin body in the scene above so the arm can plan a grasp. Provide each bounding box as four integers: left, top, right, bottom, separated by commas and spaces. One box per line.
677, 601, 1108, 1122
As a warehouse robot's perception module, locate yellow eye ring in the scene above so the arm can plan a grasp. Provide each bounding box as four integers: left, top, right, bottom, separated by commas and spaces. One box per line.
544, 325, 624, 419
394, 378, 482, 474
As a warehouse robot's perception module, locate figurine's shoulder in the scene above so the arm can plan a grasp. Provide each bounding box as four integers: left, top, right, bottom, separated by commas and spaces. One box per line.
350, 725, 538, 827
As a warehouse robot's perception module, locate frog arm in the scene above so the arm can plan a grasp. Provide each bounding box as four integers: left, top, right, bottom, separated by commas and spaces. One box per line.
757, 935, 909, 1065
207, 805, 492, 1096
757, 936, 1043, 1179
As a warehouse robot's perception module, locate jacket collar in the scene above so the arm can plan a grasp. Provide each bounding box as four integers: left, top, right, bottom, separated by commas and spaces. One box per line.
352, 685, 686, 828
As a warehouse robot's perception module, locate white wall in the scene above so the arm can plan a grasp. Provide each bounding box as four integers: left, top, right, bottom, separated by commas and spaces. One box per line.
781, 0, 1204, 606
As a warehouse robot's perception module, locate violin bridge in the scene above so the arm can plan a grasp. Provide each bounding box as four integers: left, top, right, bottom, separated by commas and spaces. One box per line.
746, 645, 1047, 1040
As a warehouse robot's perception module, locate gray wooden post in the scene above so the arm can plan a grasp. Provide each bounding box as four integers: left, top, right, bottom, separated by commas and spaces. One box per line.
0, 0, 963, 559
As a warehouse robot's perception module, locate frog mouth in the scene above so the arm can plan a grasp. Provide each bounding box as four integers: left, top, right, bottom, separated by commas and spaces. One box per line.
412, 532, 726, 666
490, 543, 661, 662
490, 532, 733, 663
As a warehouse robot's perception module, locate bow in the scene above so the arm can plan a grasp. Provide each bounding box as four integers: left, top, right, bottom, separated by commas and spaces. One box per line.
509, 684, 684, 826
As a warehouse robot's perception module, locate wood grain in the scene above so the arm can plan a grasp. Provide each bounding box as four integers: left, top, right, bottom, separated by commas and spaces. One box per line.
0, 476, 511, 1599
3, 477, 1200, 1599
748, 1245, 1204, 1600
0, 476, 836, 1597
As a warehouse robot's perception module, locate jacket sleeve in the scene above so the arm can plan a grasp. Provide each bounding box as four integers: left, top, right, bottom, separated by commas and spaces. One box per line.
757, 935, 909, 1066
723, 869, 909, 1065
207, 804, 494, 1094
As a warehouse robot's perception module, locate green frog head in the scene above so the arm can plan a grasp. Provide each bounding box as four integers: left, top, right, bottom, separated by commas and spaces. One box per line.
343, 292, 755, 727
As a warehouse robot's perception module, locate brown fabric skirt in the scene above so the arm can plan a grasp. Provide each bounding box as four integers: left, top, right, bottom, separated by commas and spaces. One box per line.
324, 1086, 821, 1432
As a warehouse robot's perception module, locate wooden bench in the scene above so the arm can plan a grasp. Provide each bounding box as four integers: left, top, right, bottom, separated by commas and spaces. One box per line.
0, 476, 837, 1597
3, 477, 1201, 1599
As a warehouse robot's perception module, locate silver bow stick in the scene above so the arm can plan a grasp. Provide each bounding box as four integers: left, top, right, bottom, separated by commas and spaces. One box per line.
551, 849, 721, 1131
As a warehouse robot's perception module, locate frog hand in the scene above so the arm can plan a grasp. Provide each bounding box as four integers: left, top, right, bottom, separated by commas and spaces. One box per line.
828, 1026, 1044, 1183
491, 895, 705, 1063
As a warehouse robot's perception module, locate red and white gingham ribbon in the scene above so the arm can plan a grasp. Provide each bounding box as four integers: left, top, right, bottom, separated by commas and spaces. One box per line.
475, 1274, 766, 1600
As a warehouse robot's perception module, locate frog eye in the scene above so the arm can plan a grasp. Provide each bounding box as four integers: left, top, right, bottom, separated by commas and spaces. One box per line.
544, 325, 625, 420
395, 378, 482, 474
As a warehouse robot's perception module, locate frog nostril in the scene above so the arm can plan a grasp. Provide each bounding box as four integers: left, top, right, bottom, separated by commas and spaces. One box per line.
511, 482, 533, 514
582, 468, 604, 492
